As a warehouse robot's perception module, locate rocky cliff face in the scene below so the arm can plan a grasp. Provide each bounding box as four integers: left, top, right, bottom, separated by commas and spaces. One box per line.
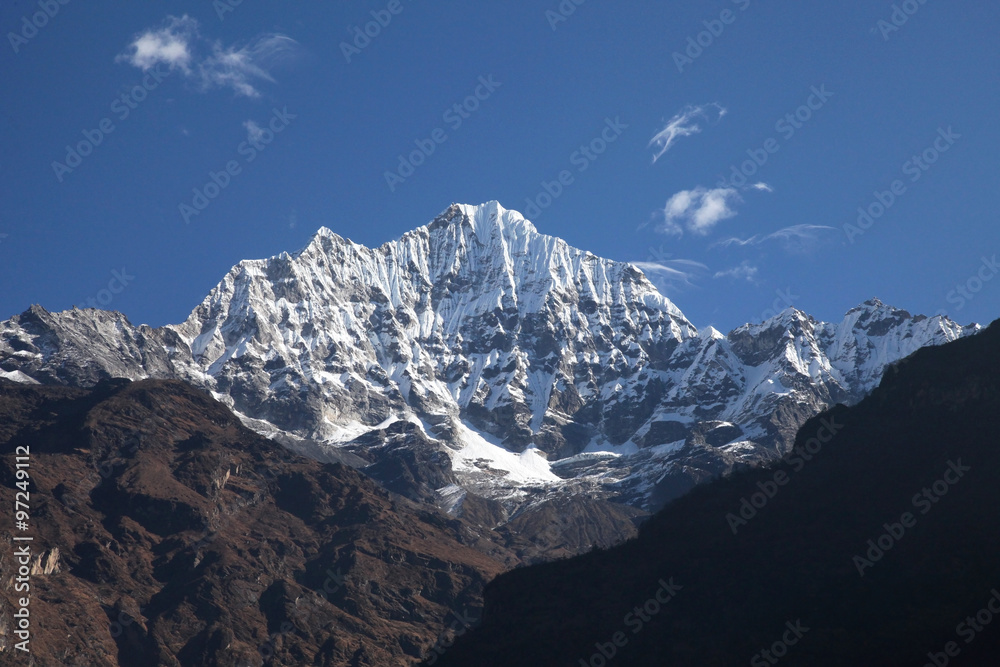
0, 202, 979, 517
0, 378, 518, 667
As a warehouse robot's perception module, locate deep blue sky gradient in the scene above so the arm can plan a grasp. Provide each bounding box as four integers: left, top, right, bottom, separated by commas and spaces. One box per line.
1, 0, 997, 331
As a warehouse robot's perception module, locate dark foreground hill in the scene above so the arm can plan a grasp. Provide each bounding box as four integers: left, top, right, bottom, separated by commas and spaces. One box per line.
430, 321, 1000, 666
0, 379, 516, 667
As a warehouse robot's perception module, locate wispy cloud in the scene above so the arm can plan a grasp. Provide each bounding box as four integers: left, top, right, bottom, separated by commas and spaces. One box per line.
117, 15, 297, 98
633, 259, 709, 290
713, 261, 759, 283
649, 103, 727, 163
198, 34, 295, 98
659, 187, 741, 237
713, 224, 837, 253
751, 182, 774, 192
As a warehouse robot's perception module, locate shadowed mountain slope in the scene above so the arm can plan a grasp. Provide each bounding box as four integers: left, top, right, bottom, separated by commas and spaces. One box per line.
430, 320, 1000, 666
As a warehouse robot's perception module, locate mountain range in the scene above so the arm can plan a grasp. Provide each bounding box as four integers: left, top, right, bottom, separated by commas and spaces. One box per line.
0, 201, 978, 542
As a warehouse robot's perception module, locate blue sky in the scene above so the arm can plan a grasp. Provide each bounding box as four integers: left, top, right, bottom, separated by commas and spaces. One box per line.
1, 0, 998, 332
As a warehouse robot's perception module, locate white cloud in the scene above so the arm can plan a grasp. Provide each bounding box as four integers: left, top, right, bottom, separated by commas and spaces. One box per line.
649, 103, 727, 163
118, 15, 297, 98
243, 119, 265, 144
116, 15, 196, 72
659, 187, 741, 237
751, 182, 774, 192
713, 224, 836, 253
713, 261, 759, 283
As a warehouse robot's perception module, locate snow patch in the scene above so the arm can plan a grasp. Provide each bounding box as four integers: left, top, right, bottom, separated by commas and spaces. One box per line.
448, 420, 562, 484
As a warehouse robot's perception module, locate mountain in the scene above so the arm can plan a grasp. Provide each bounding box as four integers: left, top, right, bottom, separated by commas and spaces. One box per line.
0, 202, 978, 527
428, 319, 1000, 667
0, 378, 517, 666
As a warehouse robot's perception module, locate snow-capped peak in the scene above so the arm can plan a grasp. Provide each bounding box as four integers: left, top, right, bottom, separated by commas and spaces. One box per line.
0, 202, 981, 512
